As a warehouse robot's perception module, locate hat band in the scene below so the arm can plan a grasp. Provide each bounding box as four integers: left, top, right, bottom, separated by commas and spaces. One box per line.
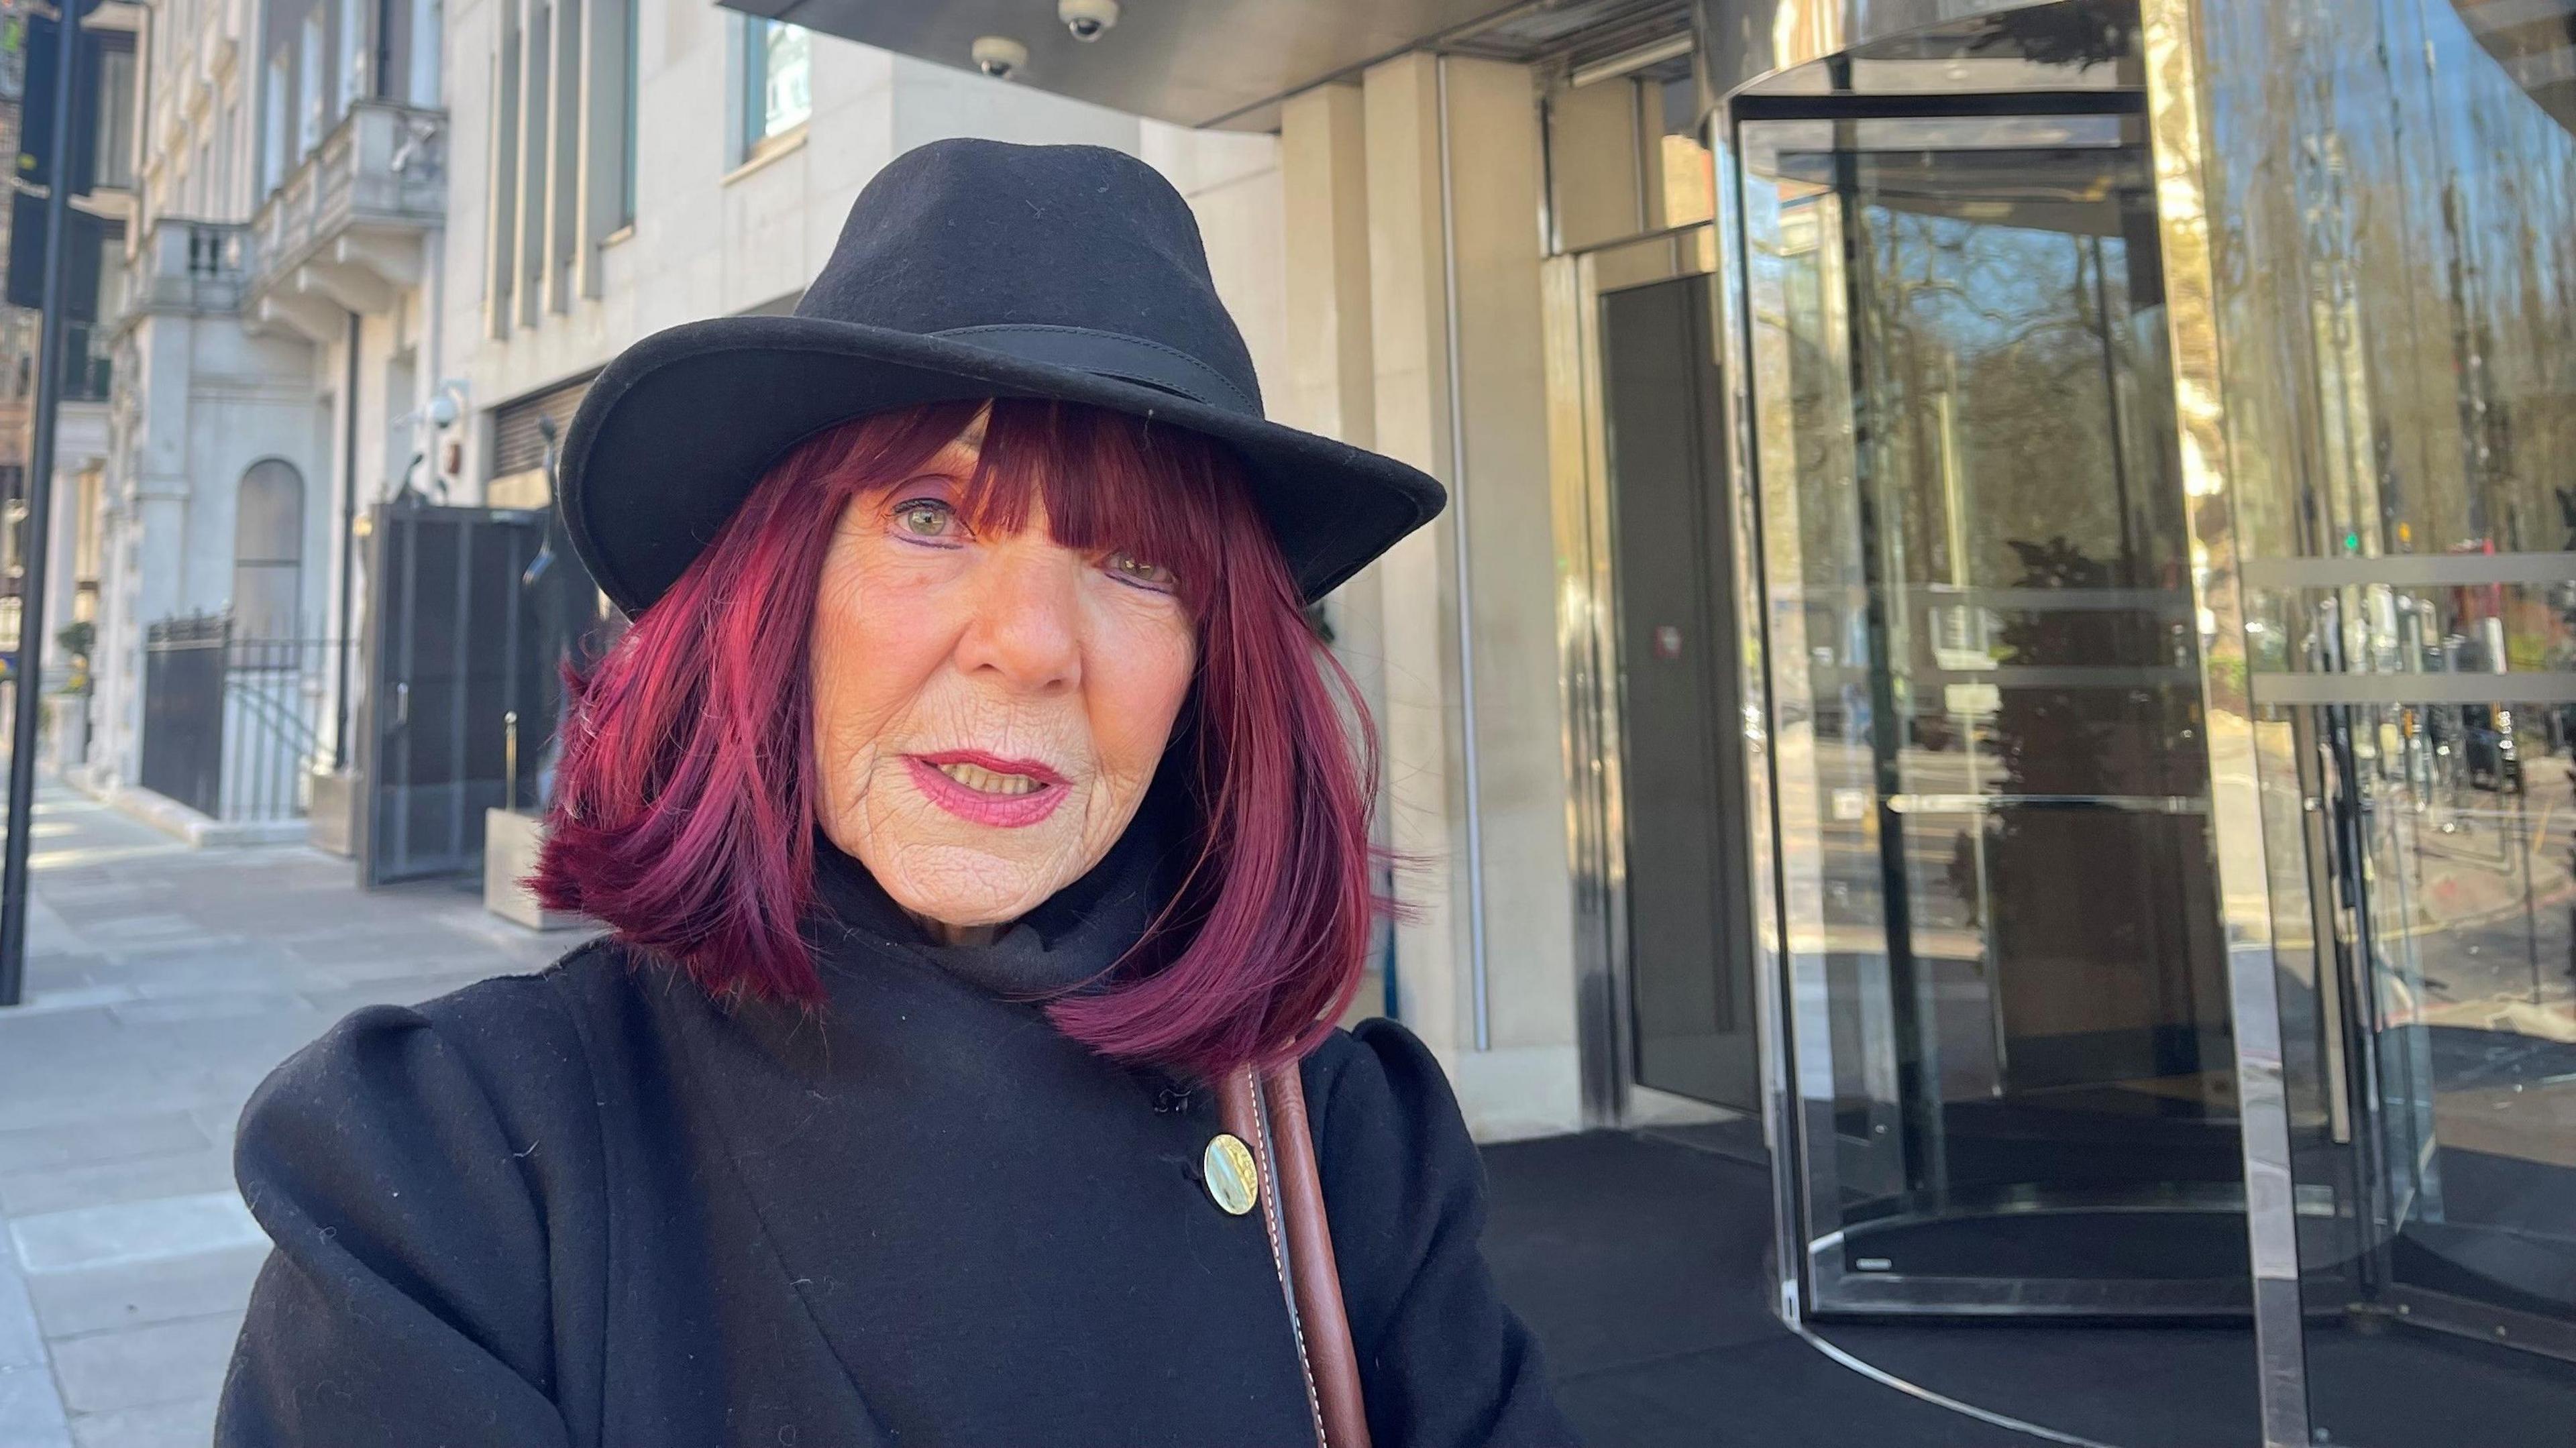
933, 323, 1260, 419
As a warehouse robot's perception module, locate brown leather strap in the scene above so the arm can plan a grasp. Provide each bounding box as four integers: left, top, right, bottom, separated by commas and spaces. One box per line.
1263, 1060, 1373, 1448
1214, 1067, 1326, 1447
1212, 1061, 1372, 1448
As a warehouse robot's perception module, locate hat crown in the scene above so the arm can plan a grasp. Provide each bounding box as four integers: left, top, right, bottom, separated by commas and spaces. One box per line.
793, 139, 1262, 414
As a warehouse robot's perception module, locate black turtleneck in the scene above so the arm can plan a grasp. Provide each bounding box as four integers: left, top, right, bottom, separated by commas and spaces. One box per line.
214, 812, 1580, 1447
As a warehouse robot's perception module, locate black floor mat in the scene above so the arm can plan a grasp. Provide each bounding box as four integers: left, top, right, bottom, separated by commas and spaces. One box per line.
1481, 1130, 2060, 1445
1479, 1129, 2576, 1448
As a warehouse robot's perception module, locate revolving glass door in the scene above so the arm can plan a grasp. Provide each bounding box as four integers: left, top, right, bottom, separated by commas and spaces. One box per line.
1737, 98, 2246, 1313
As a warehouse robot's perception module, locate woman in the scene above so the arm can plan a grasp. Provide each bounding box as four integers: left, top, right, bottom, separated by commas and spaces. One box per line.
216, 140, 1575, 1447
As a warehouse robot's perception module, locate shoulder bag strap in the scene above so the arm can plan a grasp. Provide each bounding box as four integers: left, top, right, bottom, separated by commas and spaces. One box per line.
1217, 1061, 1373, 1448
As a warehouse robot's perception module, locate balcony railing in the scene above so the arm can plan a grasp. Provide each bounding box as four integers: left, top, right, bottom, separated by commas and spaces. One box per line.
120, 218, 252, 325
246, 100, 444, 336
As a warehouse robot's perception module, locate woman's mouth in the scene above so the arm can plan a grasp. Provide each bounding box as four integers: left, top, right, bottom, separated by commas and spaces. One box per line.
904, 751, 1071, 828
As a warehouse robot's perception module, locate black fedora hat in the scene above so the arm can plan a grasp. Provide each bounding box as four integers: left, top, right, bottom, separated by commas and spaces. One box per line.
557, 137, 1445, 616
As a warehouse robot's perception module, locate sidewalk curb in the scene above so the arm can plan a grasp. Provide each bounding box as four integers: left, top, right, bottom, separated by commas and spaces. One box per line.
87, 785, 309, 850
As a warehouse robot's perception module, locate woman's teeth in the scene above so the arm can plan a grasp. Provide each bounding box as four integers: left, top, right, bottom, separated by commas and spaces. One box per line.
934, 761, 1045, 796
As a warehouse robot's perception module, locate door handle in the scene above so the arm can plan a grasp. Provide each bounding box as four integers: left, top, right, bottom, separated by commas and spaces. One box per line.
394, 681, 409, 731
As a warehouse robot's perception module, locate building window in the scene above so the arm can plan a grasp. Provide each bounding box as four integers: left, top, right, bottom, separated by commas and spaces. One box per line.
619, 0, 638, 224
522, 1, 551, 302
264, 49, 290, 192
407, 0, 441, 107
741, 18, 809, 158
58, 223, 123, 402
337, 0, 368, 110
94, 43, 136, 190
299, 11, 326, 156
233, 461, 306, 641
485, 8, 523, 335
221, 102, 239, 214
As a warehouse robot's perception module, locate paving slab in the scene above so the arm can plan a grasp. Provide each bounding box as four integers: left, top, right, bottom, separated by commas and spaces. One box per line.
0, 1219, 66, 1448
0, 1367, 71, 1448
23, 1246, 269, 1341
11, 1193, 267, 1275
48, 1313, 241, 1415
66, 1395, 216, 1448
0, 1115, 207, 1178
0, 1150, 236, 1220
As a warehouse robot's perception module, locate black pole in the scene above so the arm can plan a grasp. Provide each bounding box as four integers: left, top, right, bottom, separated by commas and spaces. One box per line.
0, 0, 86, 1006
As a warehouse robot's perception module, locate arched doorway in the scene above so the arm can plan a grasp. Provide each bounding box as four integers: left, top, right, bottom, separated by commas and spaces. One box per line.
231, 459, 305, 639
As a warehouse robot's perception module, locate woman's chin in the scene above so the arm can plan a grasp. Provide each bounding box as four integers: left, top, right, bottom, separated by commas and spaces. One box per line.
872, 850, 1063, 933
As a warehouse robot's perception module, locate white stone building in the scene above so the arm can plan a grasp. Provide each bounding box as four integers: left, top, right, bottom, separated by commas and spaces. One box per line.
95, 0, 445, 840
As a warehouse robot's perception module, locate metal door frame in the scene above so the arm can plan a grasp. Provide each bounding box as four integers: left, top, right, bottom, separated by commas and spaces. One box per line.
1544, 222, 1768, 1133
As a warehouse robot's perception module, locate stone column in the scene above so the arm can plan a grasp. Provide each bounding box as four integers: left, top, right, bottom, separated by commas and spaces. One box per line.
101, 316, 197, 787
39, 464, 82, 677
1360, 52, 1579, 1138
1278, 80, 1395, 1018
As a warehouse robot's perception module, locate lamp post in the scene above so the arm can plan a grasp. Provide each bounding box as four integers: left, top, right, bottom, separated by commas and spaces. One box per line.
0, 0, 86, 1005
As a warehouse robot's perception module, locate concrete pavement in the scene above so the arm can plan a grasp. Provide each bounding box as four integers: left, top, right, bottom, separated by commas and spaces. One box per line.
0, 785, 575, 1447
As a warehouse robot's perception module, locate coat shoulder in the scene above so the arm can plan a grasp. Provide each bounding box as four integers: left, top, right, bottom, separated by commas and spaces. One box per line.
220, 949, 627, 1445
1303, 1017, 1460, 1127
233, 937, 638, 1196
1299, 1017, 1481, 1199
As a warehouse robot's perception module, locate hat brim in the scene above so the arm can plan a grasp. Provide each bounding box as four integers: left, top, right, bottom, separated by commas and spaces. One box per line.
557, 315, 1446, 615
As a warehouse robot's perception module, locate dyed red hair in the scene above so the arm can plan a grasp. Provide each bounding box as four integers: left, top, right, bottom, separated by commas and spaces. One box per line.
535, 399, 1381, 1079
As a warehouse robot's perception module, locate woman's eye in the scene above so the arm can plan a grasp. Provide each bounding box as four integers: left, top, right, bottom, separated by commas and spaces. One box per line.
892, 499, 958, 540
1106, 551, 1176, 591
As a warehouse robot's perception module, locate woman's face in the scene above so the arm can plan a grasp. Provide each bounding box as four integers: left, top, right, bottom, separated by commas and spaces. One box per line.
808, 423, 1197, 940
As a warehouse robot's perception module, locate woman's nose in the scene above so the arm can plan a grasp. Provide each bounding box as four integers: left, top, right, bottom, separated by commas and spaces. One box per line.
955, 541, 1083, 693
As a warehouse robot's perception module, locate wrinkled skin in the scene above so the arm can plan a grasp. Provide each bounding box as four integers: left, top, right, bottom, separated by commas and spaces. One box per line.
808, 421, 1196, 945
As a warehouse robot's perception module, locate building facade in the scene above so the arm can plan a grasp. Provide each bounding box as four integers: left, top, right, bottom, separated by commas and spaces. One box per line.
94, 0, 443, 842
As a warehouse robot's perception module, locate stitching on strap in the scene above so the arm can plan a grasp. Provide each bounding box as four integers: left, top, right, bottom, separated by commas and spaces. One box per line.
1246, 1064, 1330, 1448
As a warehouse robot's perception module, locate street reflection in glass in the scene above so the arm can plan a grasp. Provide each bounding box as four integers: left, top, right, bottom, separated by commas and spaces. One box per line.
2188, 0, 2576, 1432
1742, 94, 2247, 1310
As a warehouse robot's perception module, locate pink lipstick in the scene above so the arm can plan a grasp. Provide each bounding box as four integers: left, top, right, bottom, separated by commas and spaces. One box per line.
904, 750, 1071, 828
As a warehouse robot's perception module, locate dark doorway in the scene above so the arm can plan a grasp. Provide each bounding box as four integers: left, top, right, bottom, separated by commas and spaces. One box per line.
1600, 274, 1760, 1114
358, 503, 553, 886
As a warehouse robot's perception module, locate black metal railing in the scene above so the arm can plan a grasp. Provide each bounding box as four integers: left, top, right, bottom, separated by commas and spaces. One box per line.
141, 614, 335, 823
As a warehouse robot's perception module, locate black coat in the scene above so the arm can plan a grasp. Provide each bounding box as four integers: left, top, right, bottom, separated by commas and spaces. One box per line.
215, 840, 1576, 1447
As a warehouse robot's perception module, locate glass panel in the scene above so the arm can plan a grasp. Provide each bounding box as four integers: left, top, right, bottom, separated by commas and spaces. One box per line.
2184, 0, 2576, 1438
1741, 101, 2244, 1311
1601, 274, 1758, 1112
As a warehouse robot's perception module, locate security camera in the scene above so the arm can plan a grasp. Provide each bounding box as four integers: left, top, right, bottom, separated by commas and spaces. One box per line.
1059, 0, 1118, 41
971, 35, 1028, 80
